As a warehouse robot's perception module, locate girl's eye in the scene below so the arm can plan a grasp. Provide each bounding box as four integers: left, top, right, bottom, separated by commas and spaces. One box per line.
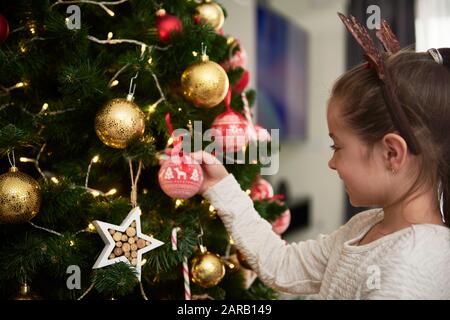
330, 145, 340, 152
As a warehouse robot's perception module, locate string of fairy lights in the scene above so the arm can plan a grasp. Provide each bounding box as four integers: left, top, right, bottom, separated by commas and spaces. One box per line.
0, 0, 156, 254
0, 0, 265, 300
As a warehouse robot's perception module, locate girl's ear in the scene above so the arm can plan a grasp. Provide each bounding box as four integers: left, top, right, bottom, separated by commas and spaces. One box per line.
381, 133, 408, 171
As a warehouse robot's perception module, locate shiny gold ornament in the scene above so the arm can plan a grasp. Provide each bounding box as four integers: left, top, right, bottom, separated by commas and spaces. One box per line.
95, 95, 146, 149
14, 282, 42, 300
195, 1, 225, 31
191, 245, 225, 288
0, 167, 41, 224
181, 54, 229, 108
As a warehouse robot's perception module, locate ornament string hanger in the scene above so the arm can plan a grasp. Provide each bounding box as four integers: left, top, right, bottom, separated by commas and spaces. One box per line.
127, 70, 143, 208
7, 148, 16, 170
201, 42, 209, 62
127, 71, 139, 101
165, 113, 183, 154
224, 88, 232, 113
129, 158, 143, 208
197, 224, 207, 253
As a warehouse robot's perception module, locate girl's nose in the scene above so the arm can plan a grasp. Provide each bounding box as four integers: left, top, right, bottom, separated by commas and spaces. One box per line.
328, 157, 336, 171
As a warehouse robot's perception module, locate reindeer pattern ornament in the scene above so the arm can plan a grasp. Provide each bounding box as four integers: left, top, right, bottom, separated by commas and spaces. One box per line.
92, 206, 164, 280
159, 154, 204, 199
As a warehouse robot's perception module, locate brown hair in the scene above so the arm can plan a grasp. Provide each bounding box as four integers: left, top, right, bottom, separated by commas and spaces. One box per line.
331, 51, 450, 227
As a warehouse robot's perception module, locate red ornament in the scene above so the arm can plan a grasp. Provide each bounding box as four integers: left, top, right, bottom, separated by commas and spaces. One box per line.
271, 209, 291, 235
158, 153, 204, 199
211, 90, 248, 153
159, 113, 203, 199
156, 9, 182, 43
194, 16, 202, 25
233, 70, 250, 93
250, 176, 274, 201
212, 112, 248, 153
0, 14, 10, 44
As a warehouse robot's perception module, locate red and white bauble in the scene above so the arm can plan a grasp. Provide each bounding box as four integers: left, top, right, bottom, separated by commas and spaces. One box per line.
271, 209, 291, 235
250, 177, 274, 201
158, 154, 203, 199
155, 9, 182, 43
211, 111, 248, 153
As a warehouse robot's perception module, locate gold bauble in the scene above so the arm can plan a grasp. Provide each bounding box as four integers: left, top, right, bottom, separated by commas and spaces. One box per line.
181, 54, 229, 108
191, 246, 226, 288
14, 283, 42, 300
95, 96, 146, 149
196, 1, 225, 31
0, 167, 41, 224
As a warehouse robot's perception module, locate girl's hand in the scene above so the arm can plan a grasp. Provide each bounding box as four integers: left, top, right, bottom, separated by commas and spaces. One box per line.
159, 149, 228, 194
190, 151, 229, 194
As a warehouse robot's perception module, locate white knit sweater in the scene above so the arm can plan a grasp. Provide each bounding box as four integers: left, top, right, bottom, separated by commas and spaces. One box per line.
203, 174, 450, 300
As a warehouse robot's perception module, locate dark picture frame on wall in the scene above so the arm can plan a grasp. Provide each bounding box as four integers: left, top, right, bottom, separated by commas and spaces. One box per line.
256, 3, 308, 141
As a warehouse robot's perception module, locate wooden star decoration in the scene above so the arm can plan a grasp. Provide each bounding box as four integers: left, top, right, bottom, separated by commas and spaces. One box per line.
92, 206, 164, 280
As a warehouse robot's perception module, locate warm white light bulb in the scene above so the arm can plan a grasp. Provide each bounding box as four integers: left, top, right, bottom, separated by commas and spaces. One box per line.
106, 188, 117, 196
91, 190, 100, 197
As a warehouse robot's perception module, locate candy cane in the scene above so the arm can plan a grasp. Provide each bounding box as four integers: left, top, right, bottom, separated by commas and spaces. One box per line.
171, 227, 191, 300
182, 256, 191, 300
171, 227, 180, 250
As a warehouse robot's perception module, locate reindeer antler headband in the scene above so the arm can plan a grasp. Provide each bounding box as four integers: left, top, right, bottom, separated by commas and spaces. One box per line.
338, 13, 421, 155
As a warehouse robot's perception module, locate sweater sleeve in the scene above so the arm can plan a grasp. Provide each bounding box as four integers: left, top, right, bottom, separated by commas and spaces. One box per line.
203, 174, 345, 295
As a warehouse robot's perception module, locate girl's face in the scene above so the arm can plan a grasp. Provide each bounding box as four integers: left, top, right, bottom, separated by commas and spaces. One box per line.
327, 99, 389, 207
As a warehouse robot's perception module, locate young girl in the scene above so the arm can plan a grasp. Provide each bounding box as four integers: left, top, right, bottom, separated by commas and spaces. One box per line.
187, 28, 450, 299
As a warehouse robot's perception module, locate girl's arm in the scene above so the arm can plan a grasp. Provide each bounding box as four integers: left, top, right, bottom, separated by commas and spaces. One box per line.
203, 173, 344, 296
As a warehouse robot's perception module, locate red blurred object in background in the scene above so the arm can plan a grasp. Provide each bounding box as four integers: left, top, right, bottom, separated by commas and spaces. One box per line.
250, 176, 274, 201
156, 9, 182, 43
271, 209, 291, 235
233, 70, 249, 93
0, 14, 10, 44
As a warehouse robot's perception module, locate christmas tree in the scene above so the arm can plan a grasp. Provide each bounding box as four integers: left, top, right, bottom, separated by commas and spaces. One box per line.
0, 0, 287, 300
